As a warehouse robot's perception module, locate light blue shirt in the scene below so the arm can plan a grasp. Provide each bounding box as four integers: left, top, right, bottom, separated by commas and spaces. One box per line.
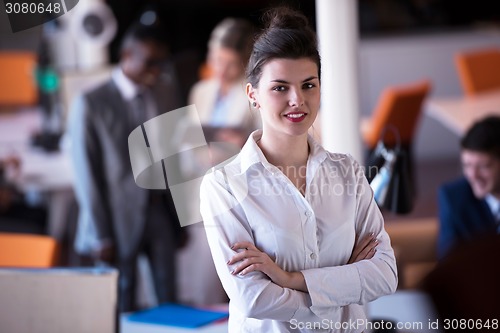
209, 92, 232, 127
485, 194, 500, 232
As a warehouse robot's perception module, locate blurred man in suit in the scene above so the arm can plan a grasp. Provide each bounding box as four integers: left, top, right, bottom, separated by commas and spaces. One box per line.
67, 23, 184, 312
438, 116, 500, 259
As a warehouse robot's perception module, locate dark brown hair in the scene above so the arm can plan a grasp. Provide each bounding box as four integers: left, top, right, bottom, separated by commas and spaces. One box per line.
461, 115, 500, 158
246, 7, 321, 87
120, 23, 168, 54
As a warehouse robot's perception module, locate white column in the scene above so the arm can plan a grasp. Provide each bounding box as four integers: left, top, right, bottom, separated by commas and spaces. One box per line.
316, 0, 363, 162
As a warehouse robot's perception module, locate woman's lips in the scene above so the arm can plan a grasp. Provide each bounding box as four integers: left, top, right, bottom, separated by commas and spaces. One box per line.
284, 112, 307, 122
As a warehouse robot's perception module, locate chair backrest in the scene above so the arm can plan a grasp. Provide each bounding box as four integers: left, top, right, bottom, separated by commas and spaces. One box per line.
0, 52, 38, 108
455, 48, 500, 96
363, 80, 432, 149
0, 233, 58, 268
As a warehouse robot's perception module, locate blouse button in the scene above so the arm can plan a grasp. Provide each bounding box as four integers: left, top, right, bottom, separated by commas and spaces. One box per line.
305, 210, 312, 217
310, 253, 317, 260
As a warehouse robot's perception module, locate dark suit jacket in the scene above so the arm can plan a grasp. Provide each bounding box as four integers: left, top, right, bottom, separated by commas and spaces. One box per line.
438, 177, 497, 259
68, 73, 183, 260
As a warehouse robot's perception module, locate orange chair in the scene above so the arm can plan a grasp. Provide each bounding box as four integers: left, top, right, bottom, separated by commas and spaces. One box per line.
0, 51, 38, 108
0, 233, 58, 268
361, 80, 432, 150
455, 48, 500, 96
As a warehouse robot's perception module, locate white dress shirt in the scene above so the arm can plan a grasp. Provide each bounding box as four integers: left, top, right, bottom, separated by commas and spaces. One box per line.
485, 194, 500, 232
200, 130, 398, 333
112, 67, 156, 121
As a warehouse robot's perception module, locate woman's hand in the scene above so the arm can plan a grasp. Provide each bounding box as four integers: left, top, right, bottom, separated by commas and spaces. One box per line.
348, 233, 379, 264
228, 241, 307, 292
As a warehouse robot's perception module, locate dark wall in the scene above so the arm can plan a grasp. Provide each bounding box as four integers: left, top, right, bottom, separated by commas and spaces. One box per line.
105, 0, 315, 102
106, 0, 316, 61
358, 0, 500, 35
107, 0, 500, 61
104, 0, 500, 101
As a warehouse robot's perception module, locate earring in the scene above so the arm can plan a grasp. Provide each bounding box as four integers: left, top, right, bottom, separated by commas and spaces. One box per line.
252, 101, 257, 108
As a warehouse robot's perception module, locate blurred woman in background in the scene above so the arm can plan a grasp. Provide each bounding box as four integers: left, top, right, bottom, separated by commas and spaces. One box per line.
188, 17, 260, 148
177, 18, 259, 306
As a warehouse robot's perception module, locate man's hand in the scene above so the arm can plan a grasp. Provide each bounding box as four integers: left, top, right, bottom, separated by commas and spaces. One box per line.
92, 241, 115, 264
348, 233, 379, 264
0, 156, 21, 211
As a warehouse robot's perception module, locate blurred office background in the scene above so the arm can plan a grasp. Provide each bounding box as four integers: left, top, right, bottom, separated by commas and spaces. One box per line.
1, 0, 500, 329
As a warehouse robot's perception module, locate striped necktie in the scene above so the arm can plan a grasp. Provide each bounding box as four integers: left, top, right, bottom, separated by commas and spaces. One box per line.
130, 92, 146, 128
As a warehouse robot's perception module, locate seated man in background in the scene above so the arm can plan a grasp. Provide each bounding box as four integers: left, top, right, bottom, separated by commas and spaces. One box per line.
437, 116, 500, 259
67, 23, 184, 312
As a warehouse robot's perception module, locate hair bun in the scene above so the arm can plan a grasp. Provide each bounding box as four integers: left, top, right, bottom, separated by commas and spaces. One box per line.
264, 7, 310, 31
246, 6, 320, 86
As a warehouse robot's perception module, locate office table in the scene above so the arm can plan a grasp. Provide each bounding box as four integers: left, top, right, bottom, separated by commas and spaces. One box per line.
120, 318, 228, 333
120, 310, 228, 333
121, 290, 438, 333
426, 90, 500, 135
0, 109, 74, 190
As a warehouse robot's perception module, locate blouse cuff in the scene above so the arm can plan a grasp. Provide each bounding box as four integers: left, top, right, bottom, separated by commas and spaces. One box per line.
301, 264, 362, 317
290, 291, 322, 324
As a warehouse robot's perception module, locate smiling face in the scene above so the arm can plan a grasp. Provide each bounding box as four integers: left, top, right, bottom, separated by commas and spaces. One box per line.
461, 149, 500, 199
246, 58, 320, 139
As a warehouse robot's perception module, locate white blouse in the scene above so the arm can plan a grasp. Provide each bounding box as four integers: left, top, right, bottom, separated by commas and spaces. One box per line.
200, 130, 397, 333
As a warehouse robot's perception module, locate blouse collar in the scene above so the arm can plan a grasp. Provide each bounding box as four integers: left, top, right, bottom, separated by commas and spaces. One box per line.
239, 130, 328, 174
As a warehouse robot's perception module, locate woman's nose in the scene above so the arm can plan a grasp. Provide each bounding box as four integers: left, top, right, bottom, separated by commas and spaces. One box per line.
289, 88, 304, 107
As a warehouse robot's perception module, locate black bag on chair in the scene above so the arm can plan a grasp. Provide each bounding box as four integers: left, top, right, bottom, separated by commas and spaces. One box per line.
368, 126, 414, 214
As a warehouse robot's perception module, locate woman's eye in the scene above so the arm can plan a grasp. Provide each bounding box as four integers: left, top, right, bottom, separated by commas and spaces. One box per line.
303, 83, 315, 89
272, 86, 287, 92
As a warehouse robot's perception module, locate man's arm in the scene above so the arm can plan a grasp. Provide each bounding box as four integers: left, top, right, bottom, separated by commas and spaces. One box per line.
68, 95, 113, 259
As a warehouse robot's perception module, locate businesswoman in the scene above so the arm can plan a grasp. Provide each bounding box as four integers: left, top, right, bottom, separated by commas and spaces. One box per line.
200, 7, 397, 332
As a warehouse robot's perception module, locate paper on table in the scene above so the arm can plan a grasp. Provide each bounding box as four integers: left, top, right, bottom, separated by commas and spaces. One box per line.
127, 303, 229, 328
